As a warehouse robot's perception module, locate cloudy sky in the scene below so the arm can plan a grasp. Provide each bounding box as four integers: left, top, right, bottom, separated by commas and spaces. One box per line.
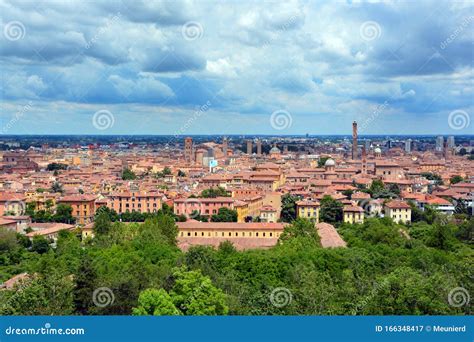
0, 0, 473, 135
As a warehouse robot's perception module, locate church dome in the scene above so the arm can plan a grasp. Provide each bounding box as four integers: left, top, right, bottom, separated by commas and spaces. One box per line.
270, 146, 281, 154
324, 158, 335, 166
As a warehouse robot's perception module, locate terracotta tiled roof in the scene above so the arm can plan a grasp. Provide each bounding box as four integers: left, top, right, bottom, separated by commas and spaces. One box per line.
0, 218, 17, 226
177, 222, 285, 231
385, 200, 411, 209
352, 192, 371, 200
59, 194, 97, 202
260, 205, 276, 212
174, 197, 234, 203
343, 205, 364, 212
296, 200, 320, 207
178, 237, 278, 251
27, 223, 75, 237
0, 193, 26, 201
316, 222, 346, 248
0, 272, 30, 289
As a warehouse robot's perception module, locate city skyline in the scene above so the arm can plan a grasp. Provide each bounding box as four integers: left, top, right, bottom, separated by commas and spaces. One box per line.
1, 1, 473, 135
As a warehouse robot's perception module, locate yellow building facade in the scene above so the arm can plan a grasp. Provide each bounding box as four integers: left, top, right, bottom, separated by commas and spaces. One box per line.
343, 206, 365, 224
296, 200, 320, 223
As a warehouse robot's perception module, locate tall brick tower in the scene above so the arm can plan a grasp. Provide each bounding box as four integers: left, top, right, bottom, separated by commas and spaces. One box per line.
352, 121, 358, 160
246, 139, 252, 155
256, 139, 262, 155
222, 137, 228, 158
185, 137, 194, 163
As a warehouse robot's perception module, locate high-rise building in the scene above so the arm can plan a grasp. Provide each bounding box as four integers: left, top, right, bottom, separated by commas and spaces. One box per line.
256, 139, 262, 155
447, 136, 455, 149
184, 137, 194, 163
222, 137, 228, 157
352, 121, 358, 160
436, 136, 444, 152
365, 140, 371, 151
405, 139, 412, 153
246, 140, 252, 155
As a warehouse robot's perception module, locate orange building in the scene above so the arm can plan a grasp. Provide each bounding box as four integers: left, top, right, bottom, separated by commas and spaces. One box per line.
58, 195, 97, 225
174, 197, 234, 218
108, 192, 162, 214
177, 221, 285, 250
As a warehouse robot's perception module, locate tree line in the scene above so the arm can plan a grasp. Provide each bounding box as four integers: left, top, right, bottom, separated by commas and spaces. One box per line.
0, 207, 471, 316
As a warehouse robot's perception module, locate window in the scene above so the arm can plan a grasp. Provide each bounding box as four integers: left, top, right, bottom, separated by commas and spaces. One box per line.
187, 232, 191, 237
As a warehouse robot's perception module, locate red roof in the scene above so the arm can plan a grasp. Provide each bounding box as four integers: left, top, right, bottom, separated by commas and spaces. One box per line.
178, 237, 278, 251
26, 223, 75, 237
177, 222, 285, 231
174, 197, 234, 203
296, 200, 320, 207
0, 193, 26, 201
385, 200, 411, 209
316, 222, 346, 248
343, 205, 364, 212
59, 194, 97, 202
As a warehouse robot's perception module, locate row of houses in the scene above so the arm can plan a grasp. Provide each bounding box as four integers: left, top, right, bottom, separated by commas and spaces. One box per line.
296, 198, 413, 224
